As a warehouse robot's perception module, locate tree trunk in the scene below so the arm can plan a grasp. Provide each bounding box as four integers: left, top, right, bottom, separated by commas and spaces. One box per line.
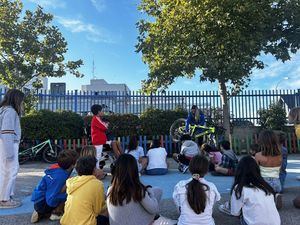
218, 81, 231, 140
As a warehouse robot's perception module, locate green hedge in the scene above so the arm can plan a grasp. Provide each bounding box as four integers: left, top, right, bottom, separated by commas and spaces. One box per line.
84, 114, 141, 137
21, 108, 188, 140
21, 110, 84, 140
140, 108, 188, 135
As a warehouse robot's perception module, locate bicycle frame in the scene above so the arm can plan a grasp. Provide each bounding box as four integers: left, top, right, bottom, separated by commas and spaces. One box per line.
19, 139, 52, 158
177, 124, 215, 138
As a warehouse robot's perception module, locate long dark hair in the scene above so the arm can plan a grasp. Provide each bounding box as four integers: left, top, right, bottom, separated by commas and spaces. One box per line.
0, 89, 24, 115
109, 154, 146, 206
127, 136, 138, 153
186, 155, 209, 214
258, 130, 281, 156
231, 156, 275, 199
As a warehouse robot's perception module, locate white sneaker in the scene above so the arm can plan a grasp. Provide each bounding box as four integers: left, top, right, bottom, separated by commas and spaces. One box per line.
0, 199, 22, 208
182, 165, 189, 174
153, 216, 177, 225
31, 210, 39, 223
218, 201, 232, 216
49, 214, 62, 221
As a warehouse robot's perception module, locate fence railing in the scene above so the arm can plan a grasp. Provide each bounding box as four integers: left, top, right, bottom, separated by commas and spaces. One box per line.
32, 132, 299, 155
1, 88, 299, 124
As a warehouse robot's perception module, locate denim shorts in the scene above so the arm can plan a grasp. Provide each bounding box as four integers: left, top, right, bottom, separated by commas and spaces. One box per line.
264, 177, 282, 193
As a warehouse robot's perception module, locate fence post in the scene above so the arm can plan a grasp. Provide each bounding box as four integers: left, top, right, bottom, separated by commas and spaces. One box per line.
74, 90, 78, 113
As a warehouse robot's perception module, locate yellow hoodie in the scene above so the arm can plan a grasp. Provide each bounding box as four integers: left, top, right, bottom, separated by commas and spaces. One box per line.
60, 175, 106, 225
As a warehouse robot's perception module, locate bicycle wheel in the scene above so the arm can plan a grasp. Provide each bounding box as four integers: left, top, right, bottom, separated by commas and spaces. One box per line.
42, 144, 62, 163
170, 118, 186, 142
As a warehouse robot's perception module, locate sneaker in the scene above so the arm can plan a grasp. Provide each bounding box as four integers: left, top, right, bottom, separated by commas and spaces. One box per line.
182, 165, 189, 174
178, 164, 184, 172
31, 210, 39, 223
218, 201, 232, 216
49, 214, 62, 221
275, 193, 283, 210
0, 199, 22, 208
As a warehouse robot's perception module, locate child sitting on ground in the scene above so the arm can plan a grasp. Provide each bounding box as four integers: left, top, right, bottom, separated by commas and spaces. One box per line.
255, 130, 282, 208
201, 143, 222, 171
212, 140, 238, 176
79, 145, 106, 179
125, 136, 148, 173
107, 154, 162, 225
31, 150, 78, 223
61, 156, 109, 225
146, 139, 168, 175
173, 155, 220, 225
229, 156, 280, 225
173, 134, 199, 173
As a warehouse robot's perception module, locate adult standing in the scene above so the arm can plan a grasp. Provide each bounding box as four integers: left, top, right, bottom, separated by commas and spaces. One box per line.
288, 107, 300, 209
0, 89, 24, 208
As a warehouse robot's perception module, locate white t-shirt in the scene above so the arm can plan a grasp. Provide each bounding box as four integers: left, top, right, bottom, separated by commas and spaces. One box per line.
173, 178, 220, 225
231, 186, 280, 225
125, 146, 145, 161
146, 147, 167, 170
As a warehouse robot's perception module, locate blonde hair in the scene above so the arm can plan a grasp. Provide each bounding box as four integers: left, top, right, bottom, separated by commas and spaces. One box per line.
289, 107, 300, 124
80, 145, 96, 158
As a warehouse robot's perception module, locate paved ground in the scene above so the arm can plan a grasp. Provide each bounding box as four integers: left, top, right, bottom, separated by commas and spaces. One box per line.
1, 156, 300, 225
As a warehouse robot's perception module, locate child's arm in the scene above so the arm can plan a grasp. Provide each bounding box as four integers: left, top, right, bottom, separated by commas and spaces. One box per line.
230, 190, 243, 216
140, 188, 160, 215
172, 185, 181, 212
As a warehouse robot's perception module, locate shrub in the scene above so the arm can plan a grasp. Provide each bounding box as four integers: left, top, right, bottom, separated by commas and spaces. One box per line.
258, 102, 287, 130
140, 108, 188, 136
21, 110, 84, 140
83, 114, 141, 137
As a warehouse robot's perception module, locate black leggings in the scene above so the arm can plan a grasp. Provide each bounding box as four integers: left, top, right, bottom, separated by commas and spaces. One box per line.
177, 154, 191, 166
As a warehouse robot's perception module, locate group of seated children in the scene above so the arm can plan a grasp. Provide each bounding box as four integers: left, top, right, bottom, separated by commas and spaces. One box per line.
31, 148, 172, 225
125, 137, 168, 175
30, 131, 287, 225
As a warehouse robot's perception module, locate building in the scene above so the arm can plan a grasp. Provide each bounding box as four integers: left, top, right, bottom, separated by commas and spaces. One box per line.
81, 79, 130, 93
50, 83, 66, 95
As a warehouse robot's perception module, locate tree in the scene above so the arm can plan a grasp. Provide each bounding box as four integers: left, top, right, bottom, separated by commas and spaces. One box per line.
0, 0, 83, 90
258, 102, 287, 130
136, 0, 300, 138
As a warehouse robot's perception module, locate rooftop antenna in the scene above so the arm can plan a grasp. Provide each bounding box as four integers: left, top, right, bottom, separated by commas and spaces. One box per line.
92, 57, 96, 79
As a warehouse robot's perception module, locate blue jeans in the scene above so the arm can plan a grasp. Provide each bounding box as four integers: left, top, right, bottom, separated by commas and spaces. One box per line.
264, 177, 282, 193
145, 168, 168, 175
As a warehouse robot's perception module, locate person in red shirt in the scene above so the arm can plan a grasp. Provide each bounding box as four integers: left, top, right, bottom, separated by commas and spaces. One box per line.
91, 104, 109, 168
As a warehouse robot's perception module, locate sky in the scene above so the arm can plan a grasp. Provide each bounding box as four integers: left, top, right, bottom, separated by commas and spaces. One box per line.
22, 0, 300, 92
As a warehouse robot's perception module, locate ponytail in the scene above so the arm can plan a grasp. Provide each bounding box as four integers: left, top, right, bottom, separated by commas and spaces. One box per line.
187, 174, 209, 214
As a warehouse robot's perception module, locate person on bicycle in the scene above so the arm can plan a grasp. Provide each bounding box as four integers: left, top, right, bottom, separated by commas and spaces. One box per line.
185, 105, 205, 144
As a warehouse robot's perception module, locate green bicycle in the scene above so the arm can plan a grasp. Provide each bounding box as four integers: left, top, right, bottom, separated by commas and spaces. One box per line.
18, 139, 62, 164
170, 118, 217, 145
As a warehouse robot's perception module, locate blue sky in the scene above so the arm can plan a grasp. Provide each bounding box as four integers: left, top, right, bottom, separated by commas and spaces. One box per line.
23, 0, 300, 91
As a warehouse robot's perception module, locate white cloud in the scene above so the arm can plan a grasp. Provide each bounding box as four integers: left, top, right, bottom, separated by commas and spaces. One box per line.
90, 0, 106, 12
56, 16, 115, 43
252, 53, 300, 81
26, 0, 66, 9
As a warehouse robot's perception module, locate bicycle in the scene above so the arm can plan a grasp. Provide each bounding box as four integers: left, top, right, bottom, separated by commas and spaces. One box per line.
170, 118, 217, 145
18, 139, 62, 164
